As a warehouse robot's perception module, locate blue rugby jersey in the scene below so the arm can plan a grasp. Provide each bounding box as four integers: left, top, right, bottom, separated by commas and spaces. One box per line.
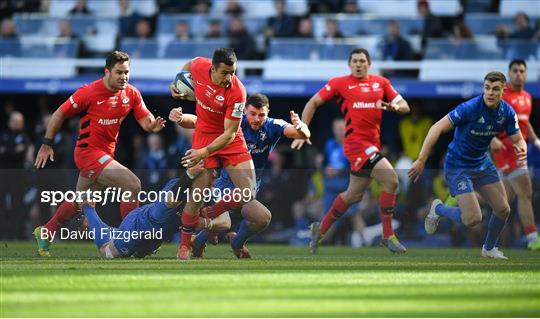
445, 95, 519, 169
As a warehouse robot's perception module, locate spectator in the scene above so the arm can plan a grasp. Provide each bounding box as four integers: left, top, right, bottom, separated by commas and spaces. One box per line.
496, 12, 535, 40
266, 0, 297, 38
418, 0, 446, 51
145, 133, 168, 188
399, 107, 432, 162
1, 17, 17, 38
450, 21, 476, 59
69, 0, 92, 15
205, 19, 222, 38
381, 20, 414, 61
0, 111, 33, 239
225, 0, 244, 16
343, 0, 361, 14
496, 12, 536, 59
135, 18, 153, 39
228, 16, 258, 60
322, 18, 344, 39
194, 0, 210, 14
296, 16, 313, 38
57, 19, 78, 40
119, 0, 141, 38
174, 21, 192, 41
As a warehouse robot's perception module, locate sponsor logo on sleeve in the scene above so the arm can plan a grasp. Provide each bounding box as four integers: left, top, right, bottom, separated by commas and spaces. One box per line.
232, 102, 245, 118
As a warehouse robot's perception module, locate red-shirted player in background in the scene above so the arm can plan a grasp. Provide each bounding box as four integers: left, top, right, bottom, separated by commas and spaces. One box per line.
33, 51, 166, 256
170, 48, 256, 260
293, 48, 410, 254
490, 59, 540, 250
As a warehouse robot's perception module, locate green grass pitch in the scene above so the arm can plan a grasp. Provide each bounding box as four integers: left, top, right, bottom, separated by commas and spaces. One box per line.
1, 242, 539, 317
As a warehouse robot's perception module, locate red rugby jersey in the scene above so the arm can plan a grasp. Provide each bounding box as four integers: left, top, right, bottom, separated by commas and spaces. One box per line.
190, 57, 247, 137
499, 85, 532, 142
318, 74, 401, 145
59, 79, 150, 155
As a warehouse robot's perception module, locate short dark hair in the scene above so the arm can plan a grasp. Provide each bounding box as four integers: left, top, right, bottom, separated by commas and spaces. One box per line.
484, 71, 506, 84
509, 59, 526, 70
246, 93, 270, 110
348, 48, 371, 64
212, 48, 237, 68
105, 50, 130, 70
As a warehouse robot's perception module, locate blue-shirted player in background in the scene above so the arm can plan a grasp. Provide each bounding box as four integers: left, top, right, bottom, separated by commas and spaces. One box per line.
169, 93, 311, 258
79, 165, 231, 258
408, 71, 527, 259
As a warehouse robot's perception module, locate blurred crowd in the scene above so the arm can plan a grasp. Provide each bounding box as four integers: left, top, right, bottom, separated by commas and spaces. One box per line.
1, 0, 539, 62
1, 95, 539, 249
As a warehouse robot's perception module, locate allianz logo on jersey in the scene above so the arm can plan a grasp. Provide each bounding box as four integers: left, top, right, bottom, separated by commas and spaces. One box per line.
352, 101, 377, 109
98, 118, 119, 125
197, 99, 224, 115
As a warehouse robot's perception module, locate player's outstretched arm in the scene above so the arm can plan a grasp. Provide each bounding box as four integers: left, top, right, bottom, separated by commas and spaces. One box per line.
508, 132, 528, 162
408, 116, 453, 182
181, 118, 241, 168
138, 114, 166, 133
35, 108, 65, 169
292, 93, 324, 150
284, 110, 311, 140
526, 122, 540, 150
168, 107, 197, 128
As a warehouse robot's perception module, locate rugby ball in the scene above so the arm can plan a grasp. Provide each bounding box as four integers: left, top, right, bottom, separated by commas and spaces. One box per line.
174, 71, 196, 101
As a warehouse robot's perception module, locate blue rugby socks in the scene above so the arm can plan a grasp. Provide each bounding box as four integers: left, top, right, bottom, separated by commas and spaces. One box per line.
483, 214, 507, 251
231, 220, 257, 249
82, 204, 112, 248
435, 203, 462, 224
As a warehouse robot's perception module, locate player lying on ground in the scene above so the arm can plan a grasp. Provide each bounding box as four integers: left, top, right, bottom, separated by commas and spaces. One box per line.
490, 59, 540, 251
292, 48, 410, 254
169, 93, 310, 258
408, 71, 527, 260
33, 51, 166, 256
81, 166, 230, 258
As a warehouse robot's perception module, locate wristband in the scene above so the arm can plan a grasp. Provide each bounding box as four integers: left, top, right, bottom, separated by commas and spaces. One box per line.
42, 137, 54, 146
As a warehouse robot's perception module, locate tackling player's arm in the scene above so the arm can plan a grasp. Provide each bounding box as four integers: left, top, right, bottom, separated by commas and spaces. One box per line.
181, 117, 241, 167
284, 110, 311, 140
508, 132, 528, 161
170, 60, 194, 100
291, 93, 325, 149
168, 107, 197, 128
34, 108, 65, 168
408, 116, 454, 182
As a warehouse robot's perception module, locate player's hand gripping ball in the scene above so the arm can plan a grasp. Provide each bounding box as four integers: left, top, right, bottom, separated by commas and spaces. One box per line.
173, 71, 196, 101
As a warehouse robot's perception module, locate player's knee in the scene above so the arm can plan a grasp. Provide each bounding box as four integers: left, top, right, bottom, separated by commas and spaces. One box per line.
383, 175, 399, 193
463, 214, 482, 227
496, 204, 511, 219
